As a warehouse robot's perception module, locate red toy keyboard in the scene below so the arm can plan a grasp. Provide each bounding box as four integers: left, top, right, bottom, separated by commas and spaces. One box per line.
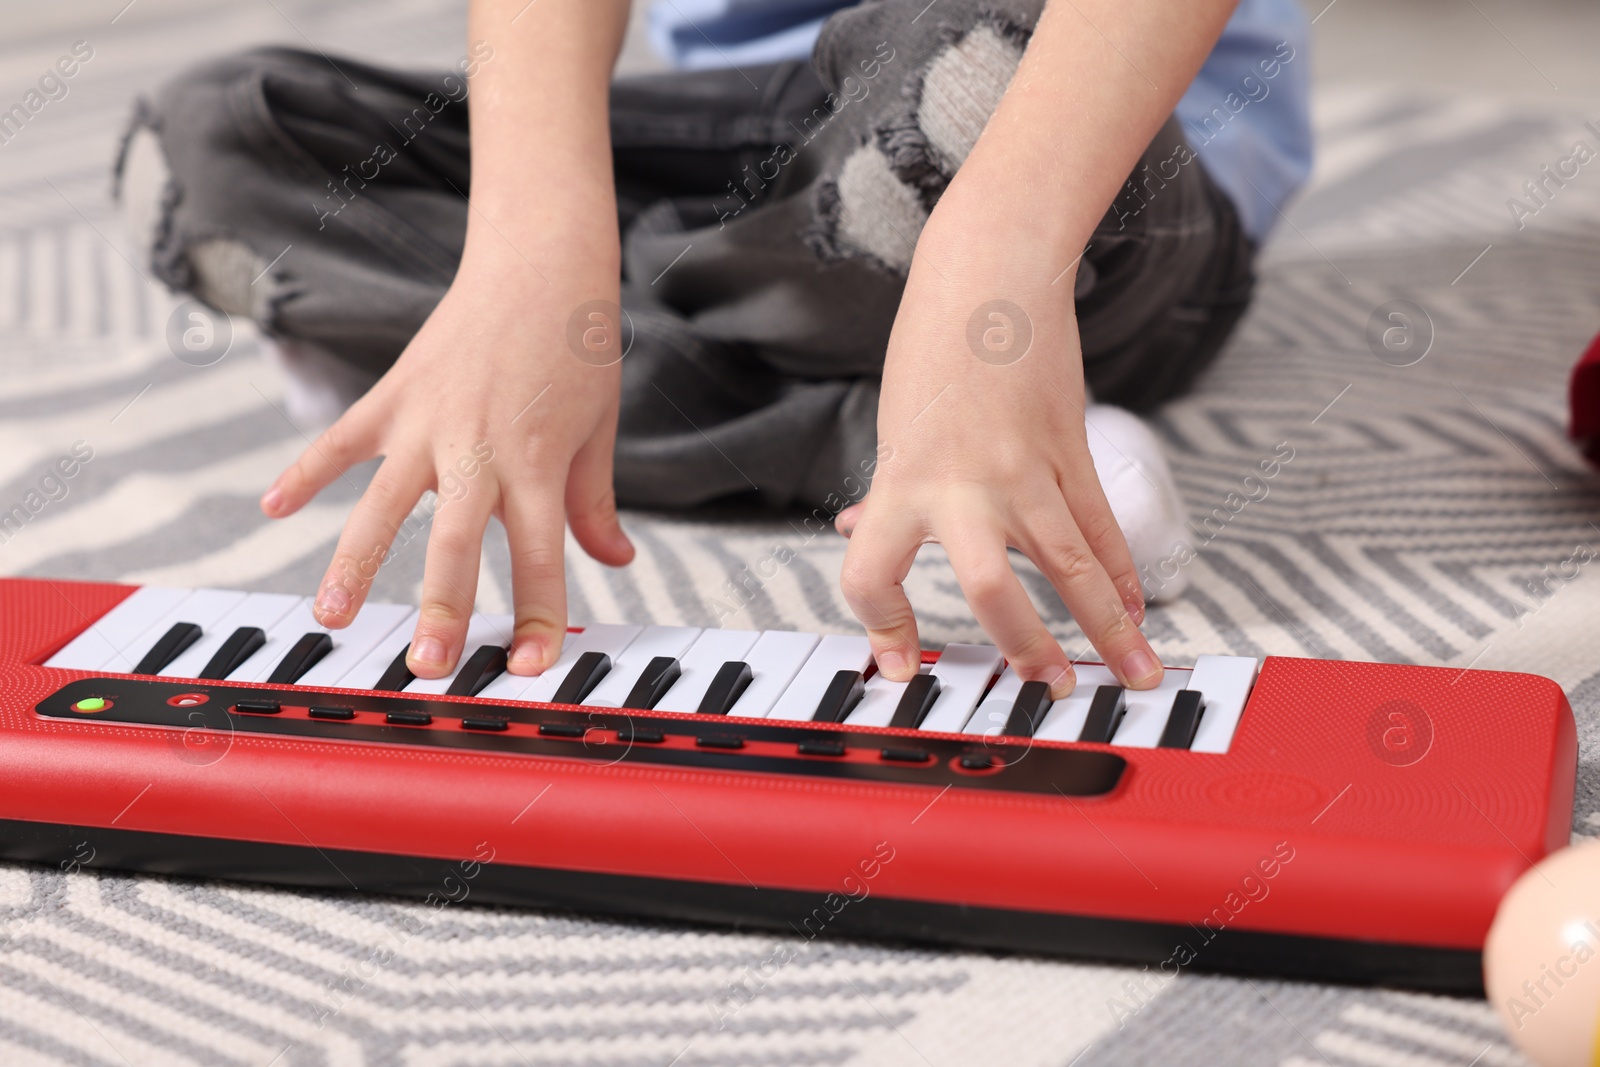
0, 577, 1575, 992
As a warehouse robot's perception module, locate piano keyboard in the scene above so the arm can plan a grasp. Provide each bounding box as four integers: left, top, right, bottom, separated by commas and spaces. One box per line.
6, 576, 1577, 994
43, 585, 1257, 749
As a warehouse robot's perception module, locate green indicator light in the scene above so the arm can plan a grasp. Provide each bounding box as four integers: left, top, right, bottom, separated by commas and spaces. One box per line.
72, 697, 107, 712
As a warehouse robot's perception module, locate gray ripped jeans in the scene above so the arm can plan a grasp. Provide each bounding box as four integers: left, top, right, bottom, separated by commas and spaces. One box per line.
117, 0, 1254, 512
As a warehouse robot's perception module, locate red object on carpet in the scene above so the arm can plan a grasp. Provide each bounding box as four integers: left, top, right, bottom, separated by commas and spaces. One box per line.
1570, 328, 1600, 465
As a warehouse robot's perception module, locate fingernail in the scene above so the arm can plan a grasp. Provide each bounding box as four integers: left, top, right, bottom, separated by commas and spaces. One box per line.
1125, 595, 1145, 626
878, 649, 909, 677
412, 636, 447, 668
1044, 663, 1077, 700
1121, 648, 1161, 686
508, 640, 545, 675
260, 487, 283, 514
315, 583, 351, 620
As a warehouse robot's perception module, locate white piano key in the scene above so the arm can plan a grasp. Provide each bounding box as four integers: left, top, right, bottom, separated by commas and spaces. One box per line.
160, 592, 302, 678
583, 625, 703, 708
45, 586, 194, 670
653, 628, 761, 713
917, 644, 1004, 733
766, 633, 872, 721
230, 598, 322, 681
106, 587, 247, 673
842, 665, 927, 728
1104, 666, 1194, 748
723, 630, 822, 718
966, 666, 1024, 737
293, 602, 414, 687
404, 614, 515, 695
1034, 663, 1118, 742
1187, 654, 1260, 754
338, 608, 421, 690
480, 623, 644, 704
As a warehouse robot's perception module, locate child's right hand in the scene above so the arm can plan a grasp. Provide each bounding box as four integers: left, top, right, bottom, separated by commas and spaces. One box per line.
259, 239, 634, 680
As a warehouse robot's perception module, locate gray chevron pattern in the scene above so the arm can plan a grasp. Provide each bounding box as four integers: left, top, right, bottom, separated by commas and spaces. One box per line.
2, 0, 1599, 1063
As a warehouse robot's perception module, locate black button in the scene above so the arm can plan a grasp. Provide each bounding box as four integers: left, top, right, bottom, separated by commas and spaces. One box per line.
200, 627, 266, 680
695, 735, 745, 750
887, 673, 942, 730
539, 722, 586, 738
696, 660, 754, 715
1003, 680, 1054, 738
1158, 689, 1207, 749
959, 752, 998, 770
385, 710, 431, 726
1079, 685, 1128, 744
461, 716, 509, 731
880, 747, 932, 763
132, 621, 202, 675
616, 727, 664, 744
308, 705, 355, 720
234, 699, 280, 715
797, 739, 846, 757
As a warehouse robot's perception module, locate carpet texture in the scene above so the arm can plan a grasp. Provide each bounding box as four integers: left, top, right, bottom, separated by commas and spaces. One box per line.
2, 0, 1599, 1063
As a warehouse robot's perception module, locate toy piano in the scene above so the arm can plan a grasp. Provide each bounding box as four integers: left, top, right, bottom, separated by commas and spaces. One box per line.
0, 577, 1575, 992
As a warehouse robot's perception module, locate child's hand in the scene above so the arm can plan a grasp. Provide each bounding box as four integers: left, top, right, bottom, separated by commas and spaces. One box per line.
260, 241, 633, 679
839, 226, 1160, 698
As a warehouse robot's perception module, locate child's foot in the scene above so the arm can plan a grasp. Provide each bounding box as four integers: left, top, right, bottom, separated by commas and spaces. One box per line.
261, 335, 378, 429
1080, 403, 1189, 602
834, 402, 1190, 604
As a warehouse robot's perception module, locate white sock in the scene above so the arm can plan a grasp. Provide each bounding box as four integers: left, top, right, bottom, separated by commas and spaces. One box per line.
260, 335, 378, 430
1083, 404, 1190, 602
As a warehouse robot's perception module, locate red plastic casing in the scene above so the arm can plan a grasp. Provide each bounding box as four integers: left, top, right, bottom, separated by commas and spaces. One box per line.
0, 577, 1576, 951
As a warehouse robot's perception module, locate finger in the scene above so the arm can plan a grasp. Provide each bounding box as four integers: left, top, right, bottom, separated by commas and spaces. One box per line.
502, 480, 570, 676
312, 455, 431, 628
839, 504, 923, 681
940, 525, 1077, 699
564, 410, 634, 567
262, 399, 380, 518
408, 468, 496, 678
1060, 453, 1146, 625
1015, 496, 1162, 690
834, 500, 866, 538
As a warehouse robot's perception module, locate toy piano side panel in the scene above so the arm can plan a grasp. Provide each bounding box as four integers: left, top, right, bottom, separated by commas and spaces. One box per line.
0, 577, 133, 670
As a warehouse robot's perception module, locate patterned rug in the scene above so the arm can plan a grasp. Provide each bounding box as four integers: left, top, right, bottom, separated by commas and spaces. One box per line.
2, 1, 1599, 1063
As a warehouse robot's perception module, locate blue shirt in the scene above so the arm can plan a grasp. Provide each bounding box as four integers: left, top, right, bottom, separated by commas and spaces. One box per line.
648, 0, 1312, 241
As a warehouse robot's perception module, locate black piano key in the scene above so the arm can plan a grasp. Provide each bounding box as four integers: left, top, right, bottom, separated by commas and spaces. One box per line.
265, 632, 334, 684
198, 626, 266, 680
445, 645, 509, 697
373, 646, 415, 692
550, 651, 611, 705
1003, 680, 1054, 738
1078, 685, 1128, 744
621, 655, 682, 710
131, 621, 202, 675
1158, 689, 1207, 749
888, 673, 942, 730
696, 661, 754, 716
811, 669, 865, 723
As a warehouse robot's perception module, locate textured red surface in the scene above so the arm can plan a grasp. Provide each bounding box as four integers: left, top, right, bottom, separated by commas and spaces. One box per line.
0, 578, 1576, 950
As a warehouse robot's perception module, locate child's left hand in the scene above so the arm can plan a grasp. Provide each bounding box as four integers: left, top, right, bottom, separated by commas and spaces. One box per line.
837, 218, 1161, 699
